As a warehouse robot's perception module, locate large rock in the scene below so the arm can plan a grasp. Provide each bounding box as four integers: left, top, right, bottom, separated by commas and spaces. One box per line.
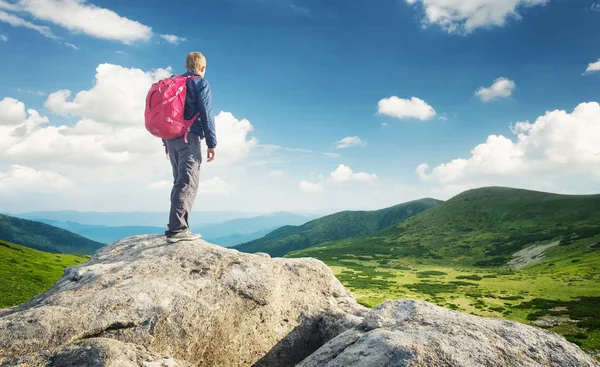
0, 235, 366, 366
1, 235, 597, 367
297, 299, 600, 367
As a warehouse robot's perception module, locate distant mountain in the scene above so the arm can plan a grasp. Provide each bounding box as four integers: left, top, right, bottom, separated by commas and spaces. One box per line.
0, 214, 104, 254
207, 228, 274, 247
11, 210, 261, 227
198, 212, 317, 247
233, 199, 442, 257
287, 187, 600, 267
33, 212, 316, 247
33, 220, 165, 244
0, 240, 89, 308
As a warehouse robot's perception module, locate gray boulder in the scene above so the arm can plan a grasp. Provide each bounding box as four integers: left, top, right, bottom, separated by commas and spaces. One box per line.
297, 299, 599, 367
0, 235, 597, 367
0, 235, 366, 366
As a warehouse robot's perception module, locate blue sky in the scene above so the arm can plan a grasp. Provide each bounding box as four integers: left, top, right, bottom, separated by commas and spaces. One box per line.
0, 0, 599, 214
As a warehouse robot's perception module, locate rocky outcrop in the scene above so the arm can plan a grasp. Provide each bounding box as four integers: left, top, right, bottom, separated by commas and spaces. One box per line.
0, 235, 366, 366
0, 235, 598, 367
297, 299, 599, 367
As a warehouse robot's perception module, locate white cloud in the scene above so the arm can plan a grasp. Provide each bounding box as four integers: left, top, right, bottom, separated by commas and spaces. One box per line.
199, 177, 236, 196
382, 122, 389, 127
378, 96, 437, 121
299, 180, 324, 193
299, 164, 378, 194
0, 97, 27, 124
0, 0, 19, 11
585, 59, 600, 73
329, 164, 378, 183
0, 63, 260, 212
0, 10, 59, 39
45, 63, 172, 126
417, 102, 600, 184
213, 112, 259, 164
336, 136, 365, 149
323, 152, 341, 158
16, 0, 152, 44
0, 165, 75, 194
592, 2, 600, 11
32, 64, 254, 165
65, 42, 78, 50
0, 34, 7, 41
160, 34, 186, 44
289, 3, 311, 17
16, 88, 45, 96
405, 0, 549, 34
475, 77, 516, 102
269, 170, 284, 177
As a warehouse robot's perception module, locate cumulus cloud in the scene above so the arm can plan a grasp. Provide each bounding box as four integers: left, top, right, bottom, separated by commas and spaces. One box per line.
299, 164, 378, 194
329, 164, 378, 183
336, 136, 365, 149
378, 96, 437, 121
45, 64, 171, 126
405, 0, 549, 34
0, 97, 27, 124
417, 102, 600, 184
585, 59, 600, 73
0, 63, 260, 212
475, 77, 516, 102
160, 34, 186, 44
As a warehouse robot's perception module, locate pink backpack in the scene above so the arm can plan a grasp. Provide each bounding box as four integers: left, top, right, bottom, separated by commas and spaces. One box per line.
144, 74, 200, 143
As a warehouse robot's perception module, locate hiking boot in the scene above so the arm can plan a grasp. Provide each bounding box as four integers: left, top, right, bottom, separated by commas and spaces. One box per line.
166, 230, 201, 243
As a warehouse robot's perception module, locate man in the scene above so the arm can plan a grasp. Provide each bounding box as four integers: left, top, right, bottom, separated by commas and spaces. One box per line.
163, 51, 217, 243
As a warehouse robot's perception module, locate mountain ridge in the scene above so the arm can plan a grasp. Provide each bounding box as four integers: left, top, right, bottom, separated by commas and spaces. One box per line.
233, 198, 442, 257
286, 186, 600, 267
0, 214, 104, 254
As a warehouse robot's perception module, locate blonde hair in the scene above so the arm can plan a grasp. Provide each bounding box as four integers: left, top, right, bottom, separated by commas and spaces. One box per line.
185, 52, 207, 74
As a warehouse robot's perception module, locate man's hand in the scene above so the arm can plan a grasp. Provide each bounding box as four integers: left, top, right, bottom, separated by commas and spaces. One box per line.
207, 148, 216, 162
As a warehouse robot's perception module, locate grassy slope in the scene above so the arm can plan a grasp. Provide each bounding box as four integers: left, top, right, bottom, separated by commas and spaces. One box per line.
286, 187, 600, 357
290, 187, 600, 267
0, 214, 104, 254
0, 241, 89, 308
233, 198, 442, 257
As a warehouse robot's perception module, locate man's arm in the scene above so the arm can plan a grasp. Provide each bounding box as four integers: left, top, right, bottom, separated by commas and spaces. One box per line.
196, 79, 217, 151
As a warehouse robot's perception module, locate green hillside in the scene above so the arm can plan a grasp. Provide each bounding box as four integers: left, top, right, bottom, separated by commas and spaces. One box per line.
0, 214, 104, 254
286, 187, 600, 357
289, 187, 600, 267
233, 198, 442, 257
0, 241, 89, 308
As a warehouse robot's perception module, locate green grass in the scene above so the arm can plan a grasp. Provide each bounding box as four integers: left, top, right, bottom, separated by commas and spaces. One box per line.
294, 234, 600, 358
0, 240, 90, 308
233, 198, 442, 257
0, 213, 104, 254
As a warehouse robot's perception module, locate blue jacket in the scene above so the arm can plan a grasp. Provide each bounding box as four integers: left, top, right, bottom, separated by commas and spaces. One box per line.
163, 71, 217, 149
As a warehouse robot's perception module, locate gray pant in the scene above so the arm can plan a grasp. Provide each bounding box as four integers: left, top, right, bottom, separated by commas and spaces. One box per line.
166, 132, 202, 234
